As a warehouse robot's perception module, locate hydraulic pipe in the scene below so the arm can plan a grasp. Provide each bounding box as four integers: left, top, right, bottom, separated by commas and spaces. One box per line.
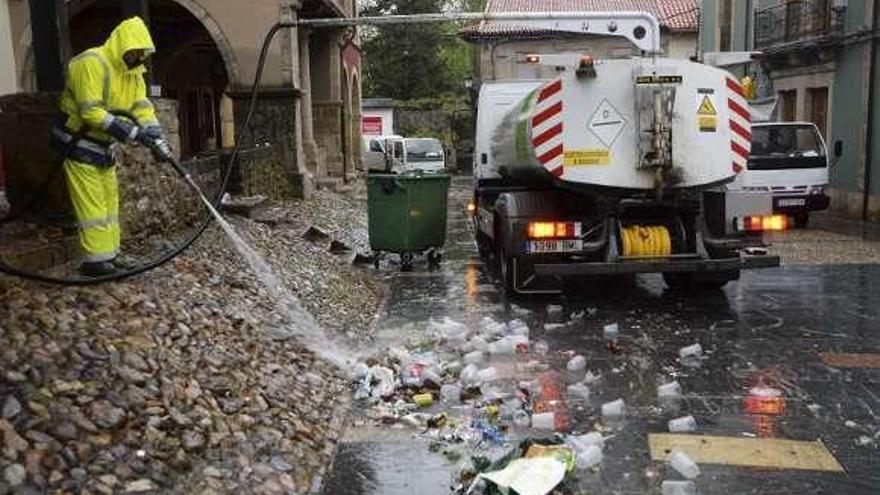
296, 11, 663, 53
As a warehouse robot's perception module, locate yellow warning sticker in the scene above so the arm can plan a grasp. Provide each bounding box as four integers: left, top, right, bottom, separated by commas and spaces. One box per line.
648, 434, 845, 472
563, 149, 610, 166
698, 95, 717, 115
697, 91, 718, 133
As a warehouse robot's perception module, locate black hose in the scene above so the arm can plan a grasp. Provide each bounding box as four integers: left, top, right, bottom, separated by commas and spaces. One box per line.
0, 22, 289, 285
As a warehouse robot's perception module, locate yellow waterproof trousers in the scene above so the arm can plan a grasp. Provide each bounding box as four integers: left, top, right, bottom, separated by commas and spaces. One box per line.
63, 159, 120, 262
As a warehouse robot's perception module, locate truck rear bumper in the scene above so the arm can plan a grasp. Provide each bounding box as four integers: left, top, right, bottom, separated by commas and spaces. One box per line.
533, 254, 779, 276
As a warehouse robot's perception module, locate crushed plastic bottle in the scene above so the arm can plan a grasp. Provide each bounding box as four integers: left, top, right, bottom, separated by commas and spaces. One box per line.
570, 431, 605, 450
661, 480, 696, 495
567, 355, 587, 372
668, 415, 698, 433
567, 383, 591, 403
464, 350, 486, 365
507, 319, 530, 336
440, 384, 462, 404
460, 364, 480, 386
601, 398, 626, 418
574, 444, 603, 469
488, 338, 516, 355
678, 343, 703, 359
666, 449, 700, 479
657, 380, 682, 398
467, 335, 489, 352
603, 323, 619, 342
477, 367, 499, 383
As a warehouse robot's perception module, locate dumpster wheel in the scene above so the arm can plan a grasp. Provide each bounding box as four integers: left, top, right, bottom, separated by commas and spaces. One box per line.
400, 252, 414, 271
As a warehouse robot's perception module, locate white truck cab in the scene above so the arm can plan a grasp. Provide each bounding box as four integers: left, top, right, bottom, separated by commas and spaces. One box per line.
729, 122, 833, 227
370, 137, 446, 174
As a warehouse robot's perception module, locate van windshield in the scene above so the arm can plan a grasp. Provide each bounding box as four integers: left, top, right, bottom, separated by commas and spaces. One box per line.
406, 139, 443, 162
749, 125, 826, 170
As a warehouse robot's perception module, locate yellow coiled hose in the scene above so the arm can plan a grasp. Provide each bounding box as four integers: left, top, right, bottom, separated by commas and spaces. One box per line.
620, 225, 672, 257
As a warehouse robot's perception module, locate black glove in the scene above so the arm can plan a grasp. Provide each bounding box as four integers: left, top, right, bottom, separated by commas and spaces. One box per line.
136, 125, 164, 147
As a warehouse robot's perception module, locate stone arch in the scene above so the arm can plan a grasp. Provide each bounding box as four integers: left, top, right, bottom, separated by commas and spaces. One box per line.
16, 0, 241, 90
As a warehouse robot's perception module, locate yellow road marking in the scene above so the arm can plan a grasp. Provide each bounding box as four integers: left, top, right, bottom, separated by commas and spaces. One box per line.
648, 434, 844, 472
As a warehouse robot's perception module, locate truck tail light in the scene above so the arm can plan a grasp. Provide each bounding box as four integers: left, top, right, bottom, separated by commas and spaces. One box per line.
737, 215, 788, 232
524, 54, 541, 64
527, 221, 580, 239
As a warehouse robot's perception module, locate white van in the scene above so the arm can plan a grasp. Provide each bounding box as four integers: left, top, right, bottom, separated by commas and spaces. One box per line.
730, 122, 835, 227
363, 134, 403, 171
389, 138, 445, 173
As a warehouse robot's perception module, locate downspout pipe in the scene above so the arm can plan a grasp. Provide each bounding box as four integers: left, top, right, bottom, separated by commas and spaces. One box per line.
865, 0, 877, 221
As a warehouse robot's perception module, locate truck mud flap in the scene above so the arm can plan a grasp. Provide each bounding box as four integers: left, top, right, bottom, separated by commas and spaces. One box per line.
532, 254, 780, 276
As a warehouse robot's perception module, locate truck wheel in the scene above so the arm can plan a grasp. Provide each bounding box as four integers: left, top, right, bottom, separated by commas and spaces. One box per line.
476, 232, 492, 259
793, 213, 809, 228
400, 252, 414, 271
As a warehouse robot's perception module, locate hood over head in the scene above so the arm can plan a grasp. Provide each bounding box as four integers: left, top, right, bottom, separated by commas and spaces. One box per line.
103, 16, 155, 72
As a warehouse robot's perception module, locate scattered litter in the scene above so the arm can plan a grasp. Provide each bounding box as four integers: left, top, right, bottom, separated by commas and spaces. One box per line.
533, 340, 549, 356
566, 383, 590, 403
601, 399, 626, 419
666, 449, 700, 479
566, 355, 587, 382
856, 435, 874, 447
668, 415, 697, 433
441, 384, 462, 404
480, 457, 566, 495
531, 412, 556, 430
844, 420, 859, 429
567, 432, 606, 450
657, 381, 682, 399
661, 479, 697, 495
678, 343, 702, 360
603, 323, 619, 342
583, 370, 601, 384
547, 304, 564, 317
573, 444, 603, 469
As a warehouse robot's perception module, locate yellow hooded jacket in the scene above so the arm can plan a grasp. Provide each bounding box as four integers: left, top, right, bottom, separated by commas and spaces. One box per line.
59, 17, 158, 146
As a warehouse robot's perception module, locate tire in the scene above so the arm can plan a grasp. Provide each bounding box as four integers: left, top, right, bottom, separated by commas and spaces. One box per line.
476, 232, 492, 259
497, 245, 516, 294
793, 212, 809, 228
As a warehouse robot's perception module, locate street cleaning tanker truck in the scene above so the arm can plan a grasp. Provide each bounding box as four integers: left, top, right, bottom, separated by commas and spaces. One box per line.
471, 12, 780, 293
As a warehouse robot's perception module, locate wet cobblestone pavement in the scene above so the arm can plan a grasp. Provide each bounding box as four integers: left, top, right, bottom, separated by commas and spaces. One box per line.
322, 177, 880, 495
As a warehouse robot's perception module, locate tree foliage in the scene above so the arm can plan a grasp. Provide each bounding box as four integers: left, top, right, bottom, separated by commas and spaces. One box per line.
359, 0, 483, 100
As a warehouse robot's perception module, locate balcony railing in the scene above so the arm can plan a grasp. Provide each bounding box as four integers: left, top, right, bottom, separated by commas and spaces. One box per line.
754, 0, 835, 50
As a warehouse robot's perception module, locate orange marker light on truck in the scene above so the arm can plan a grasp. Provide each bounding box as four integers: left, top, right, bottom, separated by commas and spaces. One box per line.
467, 202, 476, 214
524, 54, 541, 64
527, 221, 577, 239
737, 215, 788, 232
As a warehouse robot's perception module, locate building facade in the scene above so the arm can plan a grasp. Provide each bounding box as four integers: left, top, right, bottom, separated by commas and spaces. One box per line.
5, 0, 363, 196
461, 0, 700, 82
701, 0, 880, 221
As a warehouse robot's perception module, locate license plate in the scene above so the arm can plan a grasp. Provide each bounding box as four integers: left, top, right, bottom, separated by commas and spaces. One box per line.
777, 197, 806, 207
528, 239, 583, 253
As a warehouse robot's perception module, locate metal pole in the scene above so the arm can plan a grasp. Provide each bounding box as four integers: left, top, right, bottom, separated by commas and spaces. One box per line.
296, 11, 663, 53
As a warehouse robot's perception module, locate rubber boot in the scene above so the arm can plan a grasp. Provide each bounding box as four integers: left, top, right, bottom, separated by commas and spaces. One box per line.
80, 261, 117, 277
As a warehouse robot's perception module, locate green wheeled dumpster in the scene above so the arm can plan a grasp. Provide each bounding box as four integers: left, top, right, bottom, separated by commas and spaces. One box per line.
367, 172, 451, 270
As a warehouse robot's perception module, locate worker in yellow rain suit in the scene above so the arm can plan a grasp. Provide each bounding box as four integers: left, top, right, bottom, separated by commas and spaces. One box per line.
52, 17, 173, 277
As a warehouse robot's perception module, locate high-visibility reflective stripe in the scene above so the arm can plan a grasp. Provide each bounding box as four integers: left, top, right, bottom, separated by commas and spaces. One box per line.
100, 113, 115, 130
132, 100, 153, 110
78, 215, 119, 229
140, 119, 160, 128
52, 127, 114, 157
83, 250, 119, 263
78, 100, 103, 111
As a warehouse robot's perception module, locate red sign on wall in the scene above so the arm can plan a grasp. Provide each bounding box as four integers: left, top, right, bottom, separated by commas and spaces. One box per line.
362, 116, 383, 135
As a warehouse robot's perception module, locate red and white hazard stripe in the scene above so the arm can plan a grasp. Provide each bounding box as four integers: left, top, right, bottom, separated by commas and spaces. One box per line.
532, 78, 564, 177
726, 77, 751, 174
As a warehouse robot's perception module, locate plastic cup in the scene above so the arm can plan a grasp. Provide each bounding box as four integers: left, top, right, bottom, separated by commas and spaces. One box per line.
575, 431, 605, 449
533, 340, 549, 356
567, 355, 587, 371
460, 364, 479, 386
531, 412, 555, 430
601, 398, 626, 418
666, 449, 700, 479
661, 480, 696, 495
668, 415, 697, 433
567, 383, 591, 403
512, 409, 530, 428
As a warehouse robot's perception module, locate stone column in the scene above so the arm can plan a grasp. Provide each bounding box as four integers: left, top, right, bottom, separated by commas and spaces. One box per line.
299, 27, 320, 175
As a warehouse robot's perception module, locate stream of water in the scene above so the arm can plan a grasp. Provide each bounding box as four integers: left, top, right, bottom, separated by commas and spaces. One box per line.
190, 181, 362, 370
